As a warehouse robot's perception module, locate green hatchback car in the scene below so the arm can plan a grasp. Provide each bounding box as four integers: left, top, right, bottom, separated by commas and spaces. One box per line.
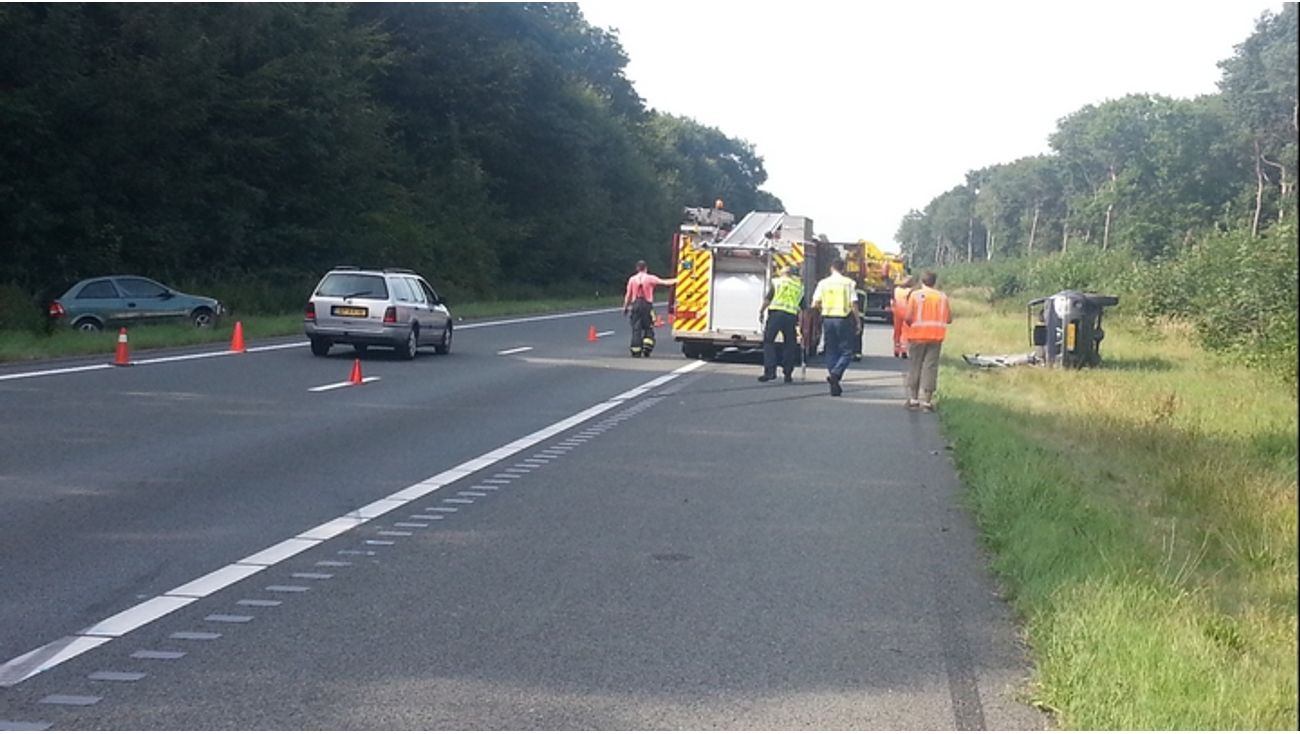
48, 276, 224, 331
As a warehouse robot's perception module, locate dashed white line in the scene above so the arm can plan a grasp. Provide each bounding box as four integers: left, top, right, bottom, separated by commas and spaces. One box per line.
0, 358, 706, 687
496, 346, 534, 356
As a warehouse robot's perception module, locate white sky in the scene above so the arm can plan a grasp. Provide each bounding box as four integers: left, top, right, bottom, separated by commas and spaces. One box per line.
579, 1, 1275, 251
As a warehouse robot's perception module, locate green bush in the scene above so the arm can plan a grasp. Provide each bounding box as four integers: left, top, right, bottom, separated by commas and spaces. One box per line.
0, 283, 45, 332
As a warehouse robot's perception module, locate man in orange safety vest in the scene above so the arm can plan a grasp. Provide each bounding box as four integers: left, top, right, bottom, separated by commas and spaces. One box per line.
903, 271, 951, 411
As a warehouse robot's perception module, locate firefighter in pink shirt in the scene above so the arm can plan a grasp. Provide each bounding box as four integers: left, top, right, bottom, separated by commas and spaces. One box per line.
622, 260, 677, 357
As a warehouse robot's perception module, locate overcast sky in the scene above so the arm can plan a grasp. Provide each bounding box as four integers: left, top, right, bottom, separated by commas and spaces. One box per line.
579, 1, 1276, 251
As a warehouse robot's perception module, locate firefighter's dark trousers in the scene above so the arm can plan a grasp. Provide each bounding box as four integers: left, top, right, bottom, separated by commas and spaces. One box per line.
628, 298, 654, 356
761, 309, 799, 378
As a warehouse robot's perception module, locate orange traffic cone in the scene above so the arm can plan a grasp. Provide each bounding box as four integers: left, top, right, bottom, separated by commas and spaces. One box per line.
349, 358, 364, 385
230, 321, 246, 353
654, 313, 665, 328
587, 325, 599, 342
113, 328, 131, 366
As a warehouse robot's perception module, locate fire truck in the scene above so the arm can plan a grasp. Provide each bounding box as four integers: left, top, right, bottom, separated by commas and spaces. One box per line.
833, 240, 907, 323
668, 205, 833, 361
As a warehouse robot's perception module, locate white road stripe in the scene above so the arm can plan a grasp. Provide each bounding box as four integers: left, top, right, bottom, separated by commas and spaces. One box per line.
308, 377, 380, 392
0, 636, 113, 687
0, 307, 620, 383
81, 596, 197, 637
458, 307, 620, 330
595, 330, 615, 337
0, 358, 706, 687
496, 346, 534, 356
0, 364, 111, 382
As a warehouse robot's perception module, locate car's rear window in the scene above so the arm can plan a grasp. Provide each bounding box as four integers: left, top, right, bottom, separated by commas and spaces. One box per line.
76, 280, 119, 299
316, 274, 389, 299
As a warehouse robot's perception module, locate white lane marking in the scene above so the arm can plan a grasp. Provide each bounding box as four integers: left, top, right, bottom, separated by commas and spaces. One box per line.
81, 597, 197, 637
0, 636, 113, 687
131, 351, 234, 366
595, 330, 615, 337
39, 694, 101, 706
0, 358, 706, 686
88, 671, 146, 682
0, 306, 620, 383
240, 539, 321, 567
130, 650, 184, 659
204, 615, 253, 624
496, 346, 534, 356
308, 376, 380, 392
167, 626, 218, 639
457, 307, 620, 330
0, 364, 111, 382
167, 564, 263, 598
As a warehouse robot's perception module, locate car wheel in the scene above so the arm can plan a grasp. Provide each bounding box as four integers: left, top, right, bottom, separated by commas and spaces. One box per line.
434, 325, 452, 355
399, 326, 418, 360
73, 318, 103, 333
191, 308, 215, 328
310, 338, 331, 357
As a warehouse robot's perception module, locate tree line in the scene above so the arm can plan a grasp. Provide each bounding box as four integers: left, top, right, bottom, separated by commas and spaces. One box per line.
904, 4, 1297, 384
0, 3, 782, 314
896, 4, 1296, 267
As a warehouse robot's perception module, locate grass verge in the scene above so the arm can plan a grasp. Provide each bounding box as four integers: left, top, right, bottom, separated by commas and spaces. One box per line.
938, 290, 1297, 729
0, 297, 619, 363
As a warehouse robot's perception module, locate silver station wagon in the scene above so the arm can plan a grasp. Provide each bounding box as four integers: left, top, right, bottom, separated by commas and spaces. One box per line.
304, 267, 453, 359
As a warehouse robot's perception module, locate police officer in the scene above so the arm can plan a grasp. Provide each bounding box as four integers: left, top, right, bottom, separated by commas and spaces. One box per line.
810, 257, 862, 397
758, 264, 805, 383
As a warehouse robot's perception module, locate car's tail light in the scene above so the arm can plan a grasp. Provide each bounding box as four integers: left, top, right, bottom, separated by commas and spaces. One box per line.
304, 302, 316, 321
382, 306, 397, 324
48, 301, 65, 319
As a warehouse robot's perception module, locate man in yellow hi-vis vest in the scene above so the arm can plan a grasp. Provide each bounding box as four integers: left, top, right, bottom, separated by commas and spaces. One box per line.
810, 257, 862, 397
758, 264, 805, 383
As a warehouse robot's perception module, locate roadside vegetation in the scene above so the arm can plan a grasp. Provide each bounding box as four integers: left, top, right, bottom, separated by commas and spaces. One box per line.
0, 296, 619, 363
938, 292, 1297, 729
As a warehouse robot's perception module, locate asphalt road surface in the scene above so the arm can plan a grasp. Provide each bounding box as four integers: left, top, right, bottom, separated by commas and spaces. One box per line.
0, 310, 1044, 730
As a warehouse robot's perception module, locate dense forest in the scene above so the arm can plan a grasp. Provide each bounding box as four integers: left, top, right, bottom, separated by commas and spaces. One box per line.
0, 3, 782, 316
896, 4, 1297, 383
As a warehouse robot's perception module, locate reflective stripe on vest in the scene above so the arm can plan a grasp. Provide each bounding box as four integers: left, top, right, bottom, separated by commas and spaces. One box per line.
769, 276, 803, 314
818, 274, 854, 318
907, 288, 949, 341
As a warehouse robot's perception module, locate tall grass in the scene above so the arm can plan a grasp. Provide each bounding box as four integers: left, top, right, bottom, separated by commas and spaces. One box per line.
939, 295, 1298, 729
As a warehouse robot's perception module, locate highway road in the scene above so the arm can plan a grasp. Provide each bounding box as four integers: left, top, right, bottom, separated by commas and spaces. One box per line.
0, 310, 1043, 730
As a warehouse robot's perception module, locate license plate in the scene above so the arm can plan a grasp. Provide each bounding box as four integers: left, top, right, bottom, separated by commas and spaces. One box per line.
332, 306, 368, 318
